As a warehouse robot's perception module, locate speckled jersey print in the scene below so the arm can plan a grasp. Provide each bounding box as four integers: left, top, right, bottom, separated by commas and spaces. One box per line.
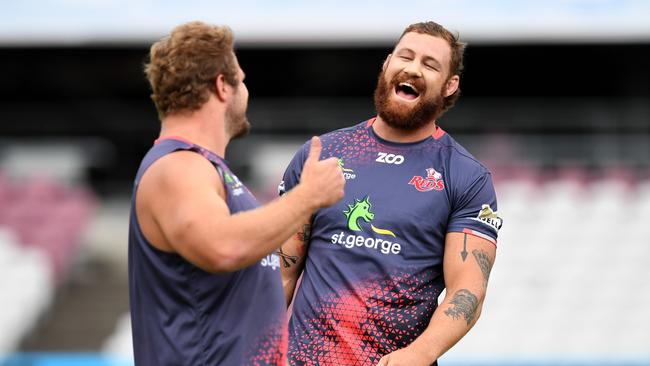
280, 119, 500, 365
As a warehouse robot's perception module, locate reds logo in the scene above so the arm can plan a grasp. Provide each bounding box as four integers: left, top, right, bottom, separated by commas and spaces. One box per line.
409, 168, 445, 192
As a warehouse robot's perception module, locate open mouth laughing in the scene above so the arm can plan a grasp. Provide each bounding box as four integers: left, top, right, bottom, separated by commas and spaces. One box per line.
394, 82, 421, 102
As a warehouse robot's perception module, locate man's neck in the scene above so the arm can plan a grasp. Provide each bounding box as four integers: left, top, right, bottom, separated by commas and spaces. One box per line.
372, 116, 437, 143
159, 106, 228, 157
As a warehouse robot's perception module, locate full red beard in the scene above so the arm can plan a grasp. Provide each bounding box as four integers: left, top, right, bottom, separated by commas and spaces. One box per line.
373, 69, 444, 131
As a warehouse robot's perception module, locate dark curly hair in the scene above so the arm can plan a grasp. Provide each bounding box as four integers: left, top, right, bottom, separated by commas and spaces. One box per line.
144, 21, 239, 120
399, 21, 466, 114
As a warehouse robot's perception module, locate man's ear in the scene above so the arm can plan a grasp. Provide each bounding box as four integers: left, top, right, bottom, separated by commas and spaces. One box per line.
443, 75, 460, 97
382, 54, 392, 71
215, 74, 228, 102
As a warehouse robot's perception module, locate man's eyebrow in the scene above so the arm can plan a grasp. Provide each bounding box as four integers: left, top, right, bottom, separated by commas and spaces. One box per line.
395, 47, 443, 68
395, 47, 415, 55
423, 55, 442, 69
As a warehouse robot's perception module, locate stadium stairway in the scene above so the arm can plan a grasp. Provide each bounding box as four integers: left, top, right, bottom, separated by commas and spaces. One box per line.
19, 255, 129, 352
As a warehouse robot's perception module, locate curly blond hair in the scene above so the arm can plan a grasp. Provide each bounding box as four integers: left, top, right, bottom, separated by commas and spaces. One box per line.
145, 21, 238, 120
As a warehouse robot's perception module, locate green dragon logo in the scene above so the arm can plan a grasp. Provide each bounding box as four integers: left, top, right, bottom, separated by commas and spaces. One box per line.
343, 196, 395, 237
343, 196, 374, 231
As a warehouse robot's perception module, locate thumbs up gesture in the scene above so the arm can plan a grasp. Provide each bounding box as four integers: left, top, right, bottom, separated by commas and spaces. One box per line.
298, 136, 345, 209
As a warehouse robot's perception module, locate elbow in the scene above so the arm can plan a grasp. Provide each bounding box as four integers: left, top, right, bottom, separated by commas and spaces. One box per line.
473, 304, 484, 323
444, 285, 487, 327
168, 218, 251, 273
206, 241, 248, 273
470, 293, 487, 326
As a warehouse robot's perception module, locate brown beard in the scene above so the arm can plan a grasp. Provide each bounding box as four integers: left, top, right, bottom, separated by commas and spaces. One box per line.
373, 69, 444, 131
226, 109, 250, 140
225, 91, 251, 140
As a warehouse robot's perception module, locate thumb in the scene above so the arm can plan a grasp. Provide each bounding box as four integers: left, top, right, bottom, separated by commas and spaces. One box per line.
306, 136, 322, 164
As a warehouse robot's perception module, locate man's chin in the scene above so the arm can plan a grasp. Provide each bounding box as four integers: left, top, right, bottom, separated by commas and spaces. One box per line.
380, 104, 421, 129
378, 112, 420, 131
231, 124, 250, 140
228, 119, 251, 140
379, 101, 440, 131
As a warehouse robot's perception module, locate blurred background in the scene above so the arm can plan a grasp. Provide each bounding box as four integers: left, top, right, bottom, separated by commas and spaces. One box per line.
1, 0, 649, 365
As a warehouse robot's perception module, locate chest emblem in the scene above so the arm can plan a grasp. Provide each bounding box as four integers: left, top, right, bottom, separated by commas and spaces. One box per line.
409, 168, 445, 192
331, 196, 403, 255
343, 196, 395, 237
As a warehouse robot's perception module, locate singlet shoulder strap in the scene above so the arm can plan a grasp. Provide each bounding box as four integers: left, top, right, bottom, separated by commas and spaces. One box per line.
134, 137, 232, 186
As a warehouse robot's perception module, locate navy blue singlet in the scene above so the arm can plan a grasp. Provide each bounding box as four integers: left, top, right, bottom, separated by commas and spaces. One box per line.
128, 137, 287, 366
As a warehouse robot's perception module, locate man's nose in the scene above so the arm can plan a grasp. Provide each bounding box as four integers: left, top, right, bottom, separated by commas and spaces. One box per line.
403, 63, 422, 78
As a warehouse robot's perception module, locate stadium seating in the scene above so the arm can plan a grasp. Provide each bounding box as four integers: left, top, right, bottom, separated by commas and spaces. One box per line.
101, 313, 134, 362
0, 174, 95, 354
445, 167, 650, 358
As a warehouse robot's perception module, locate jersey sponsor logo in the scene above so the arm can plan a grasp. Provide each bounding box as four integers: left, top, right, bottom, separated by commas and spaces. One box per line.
409, 167, 445, 192
330, 232, 402, 255
469, 204, 503, 232
376, 152, 405, 165
278, 180, 286, 196
224, 171, 242, 188
260, 253, 281, 270
337, 158, 356, 180
331, 196, 402, 255
221, 170, 246, 196
343, 196, 395, 236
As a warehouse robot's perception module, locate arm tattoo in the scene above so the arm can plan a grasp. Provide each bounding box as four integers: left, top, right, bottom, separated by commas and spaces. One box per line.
444, 289, 479, 325
472, 249, 494, 289
279, 224, 311, 268
277, 247, 298, 268
460, 233, 468, 261
296, 224, 311, 242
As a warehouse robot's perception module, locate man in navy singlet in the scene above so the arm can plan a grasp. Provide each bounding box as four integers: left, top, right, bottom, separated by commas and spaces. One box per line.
129, 21, 344, 366
279, 22, 503, 366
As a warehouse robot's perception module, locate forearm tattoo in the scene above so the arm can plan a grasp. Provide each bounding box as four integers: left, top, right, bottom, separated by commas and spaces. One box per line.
444, 289, 479, 325
277, 247, 298, 268
296, 224, 311, 243
278, 224, 311, 268
472, 249, 494, 289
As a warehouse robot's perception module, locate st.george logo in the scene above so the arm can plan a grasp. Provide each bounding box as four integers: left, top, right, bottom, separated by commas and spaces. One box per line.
337, 158, 356, 180
376, 152, 404, 165
332, 196, 402, 255
409, 168, 445, 192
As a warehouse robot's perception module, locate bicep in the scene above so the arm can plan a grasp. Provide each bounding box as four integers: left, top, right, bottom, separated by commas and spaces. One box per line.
443, 232, 496, 291
147, 151, 231, 271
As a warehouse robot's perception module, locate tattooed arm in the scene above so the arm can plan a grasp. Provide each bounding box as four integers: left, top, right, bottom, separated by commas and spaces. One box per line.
278, 219, 312, 306
377, 232, 496, 366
